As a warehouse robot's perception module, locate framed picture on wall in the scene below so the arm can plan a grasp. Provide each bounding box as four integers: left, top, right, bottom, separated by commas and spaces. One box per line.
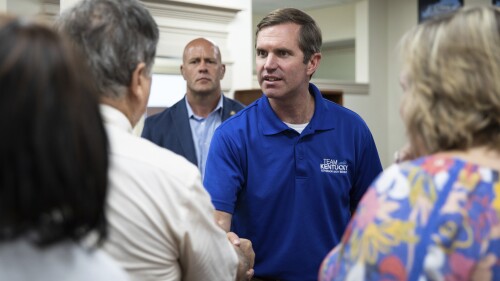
419, 0, 463, 23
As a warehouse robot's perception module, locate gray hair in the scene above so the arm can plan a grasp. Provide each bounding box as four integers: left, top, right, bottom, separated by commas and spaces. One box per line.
56, 0, 159, 99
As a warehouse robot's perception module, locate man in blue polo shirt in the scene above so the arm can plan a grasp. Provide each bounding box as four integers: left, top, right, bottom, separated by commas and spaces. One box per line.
204, 8, 383, 281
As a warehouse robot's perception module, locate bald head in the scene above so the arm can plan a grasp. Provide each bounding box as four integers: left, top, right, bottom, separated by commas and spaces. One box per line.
183, 38, 222, 64
180, 37, 226, 97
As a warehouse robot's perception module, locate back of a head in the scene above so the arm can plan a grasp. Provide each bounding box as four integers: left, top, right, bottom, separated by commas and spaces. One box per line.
0, 16, 109, 246
399, 6, 500, 156
256, 8, 322, 63
56, 0, 159, 99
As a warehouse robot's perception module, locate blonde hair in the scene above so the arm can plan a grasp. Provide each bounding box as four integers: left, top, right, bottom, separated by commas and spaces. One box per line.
399, 6, 500, 156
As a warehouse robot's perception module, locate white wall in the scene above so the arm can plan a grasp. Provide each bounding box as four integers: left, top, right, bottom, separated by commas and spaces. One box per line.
6, 0, 40, 16
308, 4, 355, 43
228, 0, 253, 92
309, 4, 358, 82
344, 0, 390, 167
315, 47, 355, 81
60, 0, 79, 10
386, 0, 416, 169
355, 0, 368, 83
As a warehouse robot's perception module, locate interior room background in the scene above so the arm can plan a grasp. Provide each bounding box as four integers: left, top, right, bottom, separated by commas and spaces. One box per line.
0, 0, 493, 167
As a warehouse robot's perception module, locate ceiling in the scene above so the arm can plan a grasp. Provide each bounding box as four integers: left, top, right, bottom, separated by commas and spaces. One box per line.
252, 0, 360, 15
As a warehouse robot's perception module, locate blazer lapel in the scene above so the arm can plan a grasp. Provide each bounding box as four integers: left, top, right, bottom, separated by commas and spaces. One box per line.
171, 98, 197, 165
221, 96, 236, 121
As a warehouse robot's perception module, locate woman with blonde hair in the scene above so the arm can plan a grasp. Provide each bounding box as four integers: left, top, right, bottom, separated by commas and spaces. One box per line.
319, 6, 500, 281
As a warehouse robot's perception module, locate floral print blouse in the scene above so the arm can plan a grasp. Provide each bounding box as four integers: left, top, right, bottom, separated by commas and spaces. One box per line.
319, 155, 500, 281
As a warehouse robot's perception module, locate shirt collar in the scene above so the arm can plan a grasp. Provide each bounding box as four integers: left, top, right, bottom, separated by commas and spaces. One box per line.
99, 104, 133, 133
185, 94, 223, 119
260, 83, 335, 136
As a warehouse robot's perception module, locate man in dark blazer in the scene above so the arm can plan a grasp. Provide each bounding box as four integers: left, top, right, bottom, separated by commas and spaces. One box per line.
142, 38, 244, 179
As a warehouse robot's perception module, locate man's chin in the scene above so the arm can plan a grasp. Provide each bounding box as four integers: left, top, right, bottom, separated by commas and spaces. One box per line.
192, 87, 217, 95
262, 90, 283, 99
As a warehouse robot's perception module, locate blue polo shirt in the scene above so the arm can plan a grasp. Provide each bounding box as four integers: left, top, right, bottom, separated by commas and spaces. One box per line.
204, 83, 382, 281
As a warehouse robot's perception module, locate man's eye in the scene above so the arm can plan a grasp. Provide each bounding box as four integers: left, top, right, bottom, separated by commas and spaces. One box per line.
257, 50, 267, 57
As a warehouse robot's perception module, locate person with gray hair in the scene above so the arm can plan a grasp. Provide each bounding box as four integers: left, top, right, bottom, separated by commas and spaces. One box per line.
204, 7, 382, 281
56, 0, 254, 280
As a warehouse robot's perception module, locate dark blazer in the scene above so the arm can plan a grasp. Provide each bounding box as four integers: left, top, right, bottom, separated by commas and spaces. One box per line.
141, 95, 245, 166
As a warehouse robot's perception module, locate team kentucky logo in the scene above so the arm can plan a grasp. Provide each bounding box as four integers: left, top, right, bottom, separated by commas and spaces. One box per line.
320, 159, 348, 174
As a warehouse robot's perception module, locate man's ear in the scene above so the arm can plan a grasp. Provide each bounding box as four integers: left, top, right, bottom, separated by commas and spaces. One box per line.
127, 62, 151, 127
129, 62, 148, 100
220, 63, 226, 80
306, 53, 322, 77
180, 64, 187, 81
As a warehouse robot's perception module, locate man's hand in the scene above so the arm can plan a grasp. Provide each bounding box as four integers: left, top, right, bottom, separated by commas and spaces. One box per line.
227, 232, 255, 281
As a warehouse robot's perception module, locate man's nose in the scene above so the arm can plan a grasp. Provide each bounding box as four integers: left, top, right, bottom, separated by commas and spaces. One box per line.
264, 54, 277, 70
198, 61, 208, 72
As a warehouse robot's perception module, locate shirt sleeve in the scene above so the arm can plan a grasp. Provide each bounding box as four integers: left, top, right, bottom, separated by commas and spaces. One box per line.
104, 158, 238, 281
350, 124, 383, 213
178, 173, 239, 281
203, 127, 245, 214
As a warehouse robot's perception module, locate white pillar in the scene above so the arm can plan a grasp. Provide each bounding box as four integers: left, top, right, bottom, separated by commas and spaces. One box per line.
227, 0, 253, 96
59, 0, 80, 12
355, 0, 369, 83
0, 0, 6, 12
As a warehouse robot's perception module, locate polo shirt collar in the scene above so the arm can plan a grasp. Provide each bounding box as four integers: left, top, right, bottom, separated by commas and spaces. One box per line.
260, 83, 336, 136
259, 95, 289, 135
308, 83, 336, 131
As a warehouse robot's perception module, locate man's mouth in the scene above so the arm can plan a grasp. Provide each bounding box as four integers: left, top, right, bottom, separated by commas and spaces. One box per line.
263, 76, 282, 82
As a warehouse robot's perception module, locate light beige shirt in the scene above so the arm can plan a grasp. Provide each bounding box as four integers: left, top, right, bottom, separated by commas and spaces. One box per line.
0, 239, 129, 281
100, 105, 238, 281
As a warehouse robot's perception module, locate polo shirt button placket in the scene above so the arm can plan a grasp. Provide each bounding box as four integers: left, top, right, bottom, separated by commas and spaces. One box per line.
295, 140, 308, 178
296, 141, 304, 160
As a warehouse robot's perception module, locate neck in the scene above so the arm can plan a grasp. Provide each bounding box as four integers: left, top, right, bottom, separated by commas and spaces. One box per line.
186, 91, 221, 118
440, 146, 500, 171
270, 91, 315, 124
100, 96, 138, 127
